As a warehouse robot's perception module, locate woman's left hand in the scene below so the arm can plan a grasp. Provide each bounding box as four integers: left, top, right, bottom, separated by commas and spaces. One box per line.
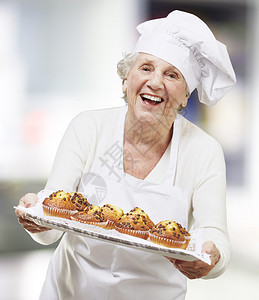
165, 241, 220, 279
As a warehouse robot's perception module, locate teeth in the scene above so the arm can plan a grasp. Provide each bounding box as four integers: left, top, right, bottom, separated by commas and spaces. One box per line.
142, 94, 163, 102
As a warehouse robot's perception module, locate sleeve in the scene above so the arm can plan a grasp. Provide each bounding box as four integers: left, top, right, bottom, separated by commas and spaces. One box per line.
28, 112, 94, 245
27, 229, 64, 245
46, 111, 93, 191
192, 140, 231, 279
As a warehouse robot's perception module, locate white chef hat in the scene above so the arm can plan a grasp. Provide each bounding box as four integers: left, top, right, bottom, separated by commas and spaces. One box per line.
134, 10, 236, 106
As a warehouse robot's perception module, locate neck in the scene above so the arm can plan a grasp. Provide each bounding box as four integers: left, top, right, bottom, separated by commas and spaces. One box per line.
124, 112, 174, 156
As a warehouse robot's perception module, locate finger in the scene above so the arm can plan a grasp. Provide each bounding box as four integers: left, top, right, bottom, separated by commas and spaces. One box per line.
15, 207, 26, 218
176, 265, 209, 279
166, 257, 212, 279
27, 226, 51, 233
181, 269, 204, 279
18, 216, 39, 228
164, 257, 191, 274
18, 216, 35, 226
20, 193, 38, 208
174, 259, 197, 268
16, 193, 38, 218
18, 216, 51, 233
202, 241, 220, 266
23, 224, 50, 233
164, 256, 176, 264
175, 259, 212, 278
202, 241, 214, 254
173, 262, 201, 279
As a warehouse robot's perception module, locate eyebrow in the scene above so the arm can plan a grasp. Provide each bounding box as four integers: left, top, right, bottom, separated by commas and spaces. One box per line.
139, 59, 180, 72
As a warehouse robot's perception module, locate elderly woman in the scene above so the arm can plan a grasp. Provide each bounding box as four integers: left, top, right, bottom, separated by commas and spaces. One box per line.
16, 10, 236, 300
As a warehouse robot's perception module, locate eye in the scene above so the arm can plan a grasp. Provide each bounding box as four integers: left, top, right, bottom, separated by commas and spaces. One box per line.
140, 65, 151, 72
167, 72, 178, 79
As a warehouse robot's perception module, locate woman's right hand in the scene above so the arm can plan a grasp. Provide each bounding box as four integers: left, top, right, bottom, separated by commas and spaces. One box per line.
15, 193, 51, 233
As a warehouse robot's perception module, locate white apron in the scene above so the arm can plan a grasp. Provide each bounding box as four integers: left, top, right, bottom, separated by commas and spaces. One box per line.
40, 107, 188, 300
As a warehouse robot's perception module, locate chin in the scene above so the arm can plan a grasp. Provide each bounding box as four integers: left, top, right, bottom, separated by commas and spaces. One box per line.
129, 98, 171, 125
136, 110, 164, 126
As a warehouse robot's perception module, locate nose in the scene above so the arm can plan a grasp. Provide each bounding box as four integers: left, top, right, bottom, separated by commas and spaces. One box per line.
147, 71, 164, 90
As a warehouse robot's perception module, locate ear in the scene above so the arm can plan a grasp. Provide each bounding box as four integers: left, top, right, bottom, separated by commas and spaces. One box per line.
181, 97, 188, 108
181, 91, 190, 107
123, 79, 127, 93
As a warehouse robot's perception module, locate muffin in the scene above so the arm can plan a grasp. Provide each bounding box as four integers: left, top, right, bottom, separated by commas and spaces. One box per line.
70, 192, 90, 211
70, 204, 107, 227
115, 211, 151, 240
149, 220, 191, 249
129, 207, 154, 229
101, 204, 124, 229
42, 190, 80, 219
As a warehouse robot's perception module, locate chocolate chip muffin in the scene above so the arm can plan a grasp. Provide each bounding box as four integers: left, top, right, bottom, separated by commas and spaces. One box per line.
70, 192, 90, 211
149, 220, 191, 249
71, 204, 107, 228
101, 204, 124, 229
42, 190, 79, 219
115, 209, 153, 240
129, 207, 154, 229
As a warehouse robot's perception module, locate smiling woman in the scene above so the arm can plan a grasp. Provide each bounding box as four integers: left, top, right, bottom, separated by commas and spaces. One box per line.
15, 10, 236, 300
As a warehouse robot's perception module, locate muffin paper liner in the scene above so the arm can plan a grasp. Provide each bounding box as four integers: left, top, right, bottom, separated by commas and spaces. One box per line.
115, 226, 149, 240
149, 233, 190, 249
42, 205, 77, 219
70, 215, 108, 228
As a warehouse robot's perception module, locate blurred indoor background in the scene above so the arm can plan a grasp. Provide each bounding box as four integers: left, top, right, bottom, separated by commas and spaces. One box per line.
0, 0, 259, 299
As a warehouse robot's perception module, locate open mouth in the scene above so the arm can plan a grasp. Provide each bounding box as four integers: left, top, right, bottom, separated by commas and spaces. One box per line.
140, 94, 164, 105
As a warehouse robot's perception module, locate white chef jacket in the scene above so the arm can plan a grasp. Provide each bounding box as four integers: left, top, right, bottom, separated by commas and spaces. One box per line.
29, 105, 231, 299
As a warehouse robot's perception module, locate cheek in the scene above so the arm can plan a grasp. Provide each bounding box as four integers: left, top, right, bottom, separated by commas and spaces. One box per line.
127, 74, 142, 96
169, 86, 187, 105
163, 88, 186, 117
163, 103, 178, 121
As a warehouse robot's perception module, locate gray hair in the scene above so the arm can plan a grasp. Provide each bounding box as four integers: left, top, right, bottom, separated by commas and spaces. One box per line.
117, 52, 190, 110
117, 53, 138, 102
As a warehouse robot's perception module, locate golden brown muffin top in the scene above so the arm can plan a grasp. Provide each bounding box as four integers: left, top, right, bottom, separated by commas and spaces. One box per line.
43, 190, 77, 210
73, 204, 106, 222
150, 220, 190, 241
116, 213, 150, 231
101, 204, 124, 222
70, 192, 90, 211
129, 207, 154, 229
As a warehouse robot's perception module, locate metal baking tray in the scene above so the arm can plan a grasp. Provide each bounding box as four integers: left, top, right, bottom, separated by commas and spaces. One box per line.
15, 202, 211, 264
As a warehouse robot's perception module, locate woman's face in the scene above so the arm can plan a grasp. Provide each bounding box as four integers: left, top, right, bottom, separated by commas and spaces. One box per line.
124, 53, 188, 127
